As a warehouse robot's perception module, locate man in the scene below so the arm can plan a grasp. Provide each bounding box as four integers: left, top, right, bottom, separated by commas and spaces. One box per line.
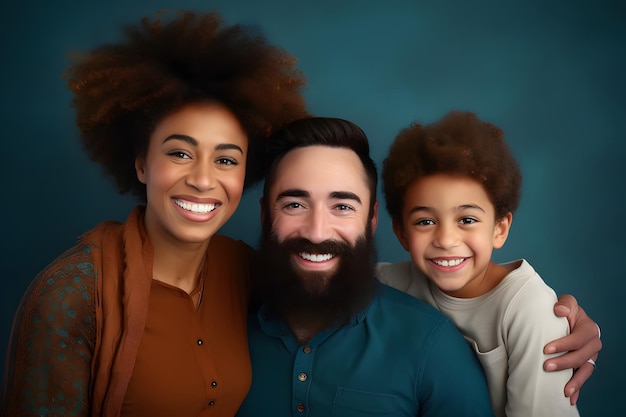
237, 117, 496, 416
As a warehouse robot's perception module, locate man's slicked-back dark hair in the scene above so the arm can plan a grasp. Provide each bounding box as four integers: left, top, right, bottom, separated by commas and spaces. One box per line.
263, 117, 378, 214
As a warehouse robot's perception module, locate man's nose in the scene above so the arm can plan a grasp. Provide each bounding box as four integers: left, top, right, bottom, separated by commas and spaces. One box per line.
300, 208, 333, 244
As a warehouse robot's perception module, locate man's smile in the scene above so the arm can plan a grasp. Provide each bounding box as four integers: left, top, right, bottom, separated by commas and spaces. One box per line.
298, 252, 335, 262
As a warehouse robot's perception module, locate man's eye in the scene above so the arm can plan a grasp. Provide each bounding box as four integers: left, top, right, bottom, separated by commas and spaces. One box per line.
285, 202, 303, 209
168, 151, 191, 159
335, 204, 353, 211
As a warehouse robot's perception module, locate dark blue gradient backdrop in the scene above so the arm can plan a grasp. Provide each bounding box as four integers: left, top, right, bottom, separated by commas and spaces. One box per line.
1, 1, 623, 414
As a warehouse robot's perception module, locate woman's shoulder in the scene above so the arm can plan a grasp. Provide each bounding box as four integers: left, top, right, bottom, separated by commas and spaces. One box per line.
20, 241, 97, 320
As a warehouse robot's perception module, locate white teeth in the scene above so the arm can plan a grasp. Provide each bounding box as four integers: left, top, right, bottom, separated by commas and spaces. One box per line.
175, 199, 216, 214
300, 252, 334, 262
433, 258, 464, 267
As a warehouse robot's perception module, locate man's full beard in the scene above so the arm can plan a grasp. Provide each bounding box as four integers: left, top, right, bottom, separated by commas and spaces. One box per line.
257, 228, 378, 326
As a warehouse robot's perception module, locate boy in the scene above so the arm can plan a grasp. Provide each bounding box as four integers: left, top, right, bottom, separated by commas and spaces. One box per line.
377, 111, 579, 417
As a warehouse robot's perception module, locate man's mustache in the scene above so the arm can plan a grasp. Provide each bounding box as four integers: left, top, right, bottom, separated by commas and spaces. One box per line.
274, 237, 351, 257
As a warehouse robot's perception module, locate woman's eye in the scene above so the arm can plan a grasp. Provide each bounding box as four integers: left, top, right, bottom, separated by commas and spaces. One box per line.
217, 157, 238, 165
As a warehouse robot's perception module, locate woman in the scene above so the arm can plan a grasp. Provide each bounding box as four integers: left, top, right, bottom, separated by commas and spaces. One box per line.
0, 10, 307, 417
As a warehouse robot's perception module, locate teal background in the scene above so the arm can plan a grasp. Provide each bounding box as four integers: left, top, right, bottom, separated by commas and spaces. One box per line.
1, 0, 623, 414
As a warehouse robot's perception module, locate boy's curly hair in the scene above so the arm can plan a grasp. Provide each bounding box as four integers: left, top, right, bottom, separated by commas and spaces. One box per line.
65, 10, 308, 200
382, 111, 522, 224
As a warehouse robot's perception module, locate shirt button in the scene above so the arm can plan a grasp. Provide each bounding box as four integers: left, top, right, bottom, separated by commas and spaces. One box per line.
296, 403, 305, 413
211, 380, 217, 388
197, 339, 203, 345
297, 372, 308, 382
208, 400, 215, 406
303, 346, 311, 353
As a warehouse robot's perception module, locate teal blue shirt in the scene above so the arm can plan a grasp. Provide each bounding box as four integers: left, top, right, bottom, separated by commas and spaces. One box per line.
237, 283, 495, 417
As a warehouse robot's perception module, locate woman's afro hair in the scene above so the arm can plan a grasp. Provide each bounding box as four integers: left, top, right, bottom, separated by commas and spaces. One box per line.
65, 10, 309, 200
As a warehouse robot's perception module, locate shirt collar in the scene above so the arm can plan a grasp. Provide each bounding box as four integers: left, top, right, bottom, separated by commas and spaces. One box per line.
255, 283, 382, 341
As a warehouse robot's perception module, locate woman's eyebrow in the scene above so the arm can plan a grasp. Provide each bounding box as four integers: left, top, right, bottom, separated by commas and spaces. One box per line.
163, 135, 243, 153
163, 134, 197, 146
215, 143, 244, 153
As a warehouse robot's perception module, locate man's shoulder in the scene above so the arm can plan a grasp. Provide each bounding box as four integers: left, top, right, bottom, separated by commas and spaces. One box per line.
364, 284, 468, 355
374, 282, 448, 323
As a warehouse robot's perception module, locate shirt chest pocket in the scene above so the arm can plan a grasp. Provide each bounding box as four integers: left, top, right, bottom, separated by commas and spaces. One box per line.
332, 387, 398, 417
466, 338, 507, 371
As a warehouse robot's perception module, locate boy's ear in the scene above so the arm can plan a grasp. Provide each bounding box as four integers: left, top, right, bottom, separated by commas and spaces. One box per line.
493, 212, 513, 249
392, 219, 410, 252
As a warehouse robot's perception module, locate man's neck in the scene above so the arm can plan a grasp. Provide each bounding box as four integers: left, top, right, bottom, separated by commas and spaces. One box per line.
282, 309, 339, 345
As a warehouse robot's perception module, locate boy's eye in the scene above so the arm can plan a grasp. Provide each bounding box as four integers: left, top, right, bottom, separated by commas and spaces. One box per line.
415, 219, 435, 226
459, 217, 478, 225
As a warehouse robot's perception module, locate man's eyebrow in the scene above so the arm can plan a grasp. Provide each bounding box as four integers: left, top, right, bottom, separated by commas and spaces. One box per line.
276, 189, 310, 199
330, 191, 362, 204
275, 190, 362, 204
163, 135, 243, 153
